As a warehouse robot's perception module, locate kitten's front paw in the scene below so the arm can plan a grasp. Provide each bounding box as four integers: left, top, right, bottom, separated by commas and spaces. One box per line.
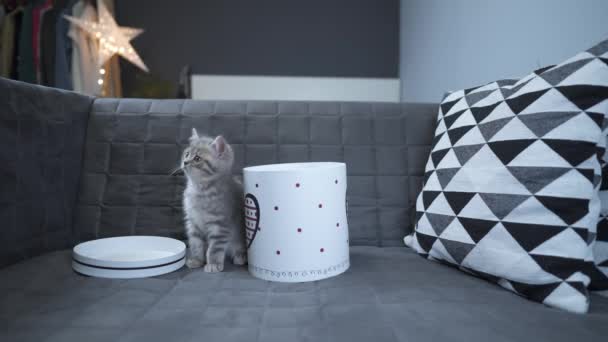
186, 257, 204, 269
203, 263, 224, 273
233, 253, 247, 266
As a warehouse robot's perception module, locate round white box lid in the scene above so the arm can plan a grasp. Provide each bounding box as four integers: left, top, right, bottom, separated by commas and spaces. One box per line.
244, 162, 345, 173
72, 236, 186, 279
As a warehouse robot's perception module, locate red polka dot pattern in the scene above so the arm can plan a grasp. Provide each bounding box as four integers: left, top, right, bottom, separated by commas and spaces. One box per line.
248, 172, 349, 282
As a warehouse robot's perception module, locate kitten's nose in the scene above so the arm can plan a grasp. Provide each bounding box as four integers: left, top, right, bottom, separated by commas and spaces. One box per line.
183, 161, 190, 165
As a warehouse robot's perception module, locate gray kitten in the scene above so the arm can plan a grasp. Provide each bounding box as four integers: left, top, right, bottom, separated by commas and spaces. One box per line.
181, 129, 247, 272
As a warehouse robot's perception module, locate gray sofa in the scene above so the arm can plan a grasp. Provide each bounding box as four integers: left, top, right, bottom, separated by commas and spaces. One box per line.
1, 77, 606, 342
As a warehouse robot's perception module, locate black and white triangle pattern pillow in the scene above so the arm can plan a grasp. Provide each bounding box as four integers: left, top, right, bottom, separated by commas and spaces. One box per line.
406, 38, 608, 313
596, 136, 608, 290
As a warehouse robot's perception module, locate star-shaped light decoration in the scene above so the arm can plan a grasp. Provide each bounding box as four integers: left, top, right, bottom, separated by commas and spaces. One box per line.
64, 1, 149, 72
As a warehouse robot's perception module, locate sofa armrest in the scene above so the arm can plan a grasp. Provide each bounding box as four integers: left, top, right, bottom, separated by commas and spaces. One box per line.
0, 78, 93, 268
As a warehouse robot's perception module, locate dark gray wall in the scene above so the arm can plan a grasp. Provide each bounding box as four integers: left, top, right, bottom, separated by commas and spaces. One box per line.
116, 0, 399, 94
400, 0, 608, 102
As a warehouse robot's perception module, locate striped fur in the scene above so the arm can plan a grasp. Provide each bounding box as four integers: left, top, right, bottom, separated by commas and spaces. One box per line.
181, 129, 247, 272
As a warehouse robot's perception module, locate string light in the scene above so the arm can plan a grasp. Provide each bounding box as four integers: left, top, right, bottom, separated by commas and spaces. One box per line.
98, 66, 105, 96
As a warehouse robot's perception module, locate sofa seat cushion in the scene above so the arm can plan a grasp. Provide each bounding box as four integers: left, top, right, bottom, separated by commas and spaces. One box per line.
0, 247, 606, 342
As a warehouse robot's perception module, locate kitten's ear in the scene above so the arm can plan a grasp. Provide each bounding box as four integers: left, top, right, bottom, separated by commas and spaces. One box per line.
211, 135, 227, 156
189, 128, 199, 142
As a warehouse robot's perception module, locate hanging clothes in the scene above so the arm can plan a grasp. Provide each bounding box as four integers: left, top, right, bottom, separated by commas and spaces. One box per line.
17, 3, 36, 83
0, 6, 6, 76
69, 0, 99, 95
2, 0, 18, 12
0, 7, 22, 78
33, 0, 53, 83
40, 3, 58, 86
54, 0, 76, 90
0, 6, 5, 27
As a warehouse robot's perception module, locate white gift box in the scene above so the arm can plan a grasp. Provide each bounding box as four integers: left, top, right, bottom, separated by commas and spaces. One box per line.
243, 162, 350, 282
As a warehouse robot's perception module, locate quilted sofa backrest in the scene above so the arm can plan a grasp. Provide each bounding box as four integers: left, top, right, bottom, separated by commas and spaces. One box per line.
74, 99, 438, 247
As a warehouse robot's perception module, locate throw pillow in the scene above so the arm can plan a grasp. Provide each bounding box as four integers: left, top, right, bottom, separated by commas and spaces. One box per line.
595, 141, 608, 289
591, 40, 608, 291
407, 38, 608, 313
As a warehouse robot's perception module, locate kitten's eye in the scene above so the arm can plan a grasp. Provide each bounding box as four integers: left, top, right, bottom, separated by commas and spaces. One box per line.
185, 152, 189, 157
193, 155, 201, 162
